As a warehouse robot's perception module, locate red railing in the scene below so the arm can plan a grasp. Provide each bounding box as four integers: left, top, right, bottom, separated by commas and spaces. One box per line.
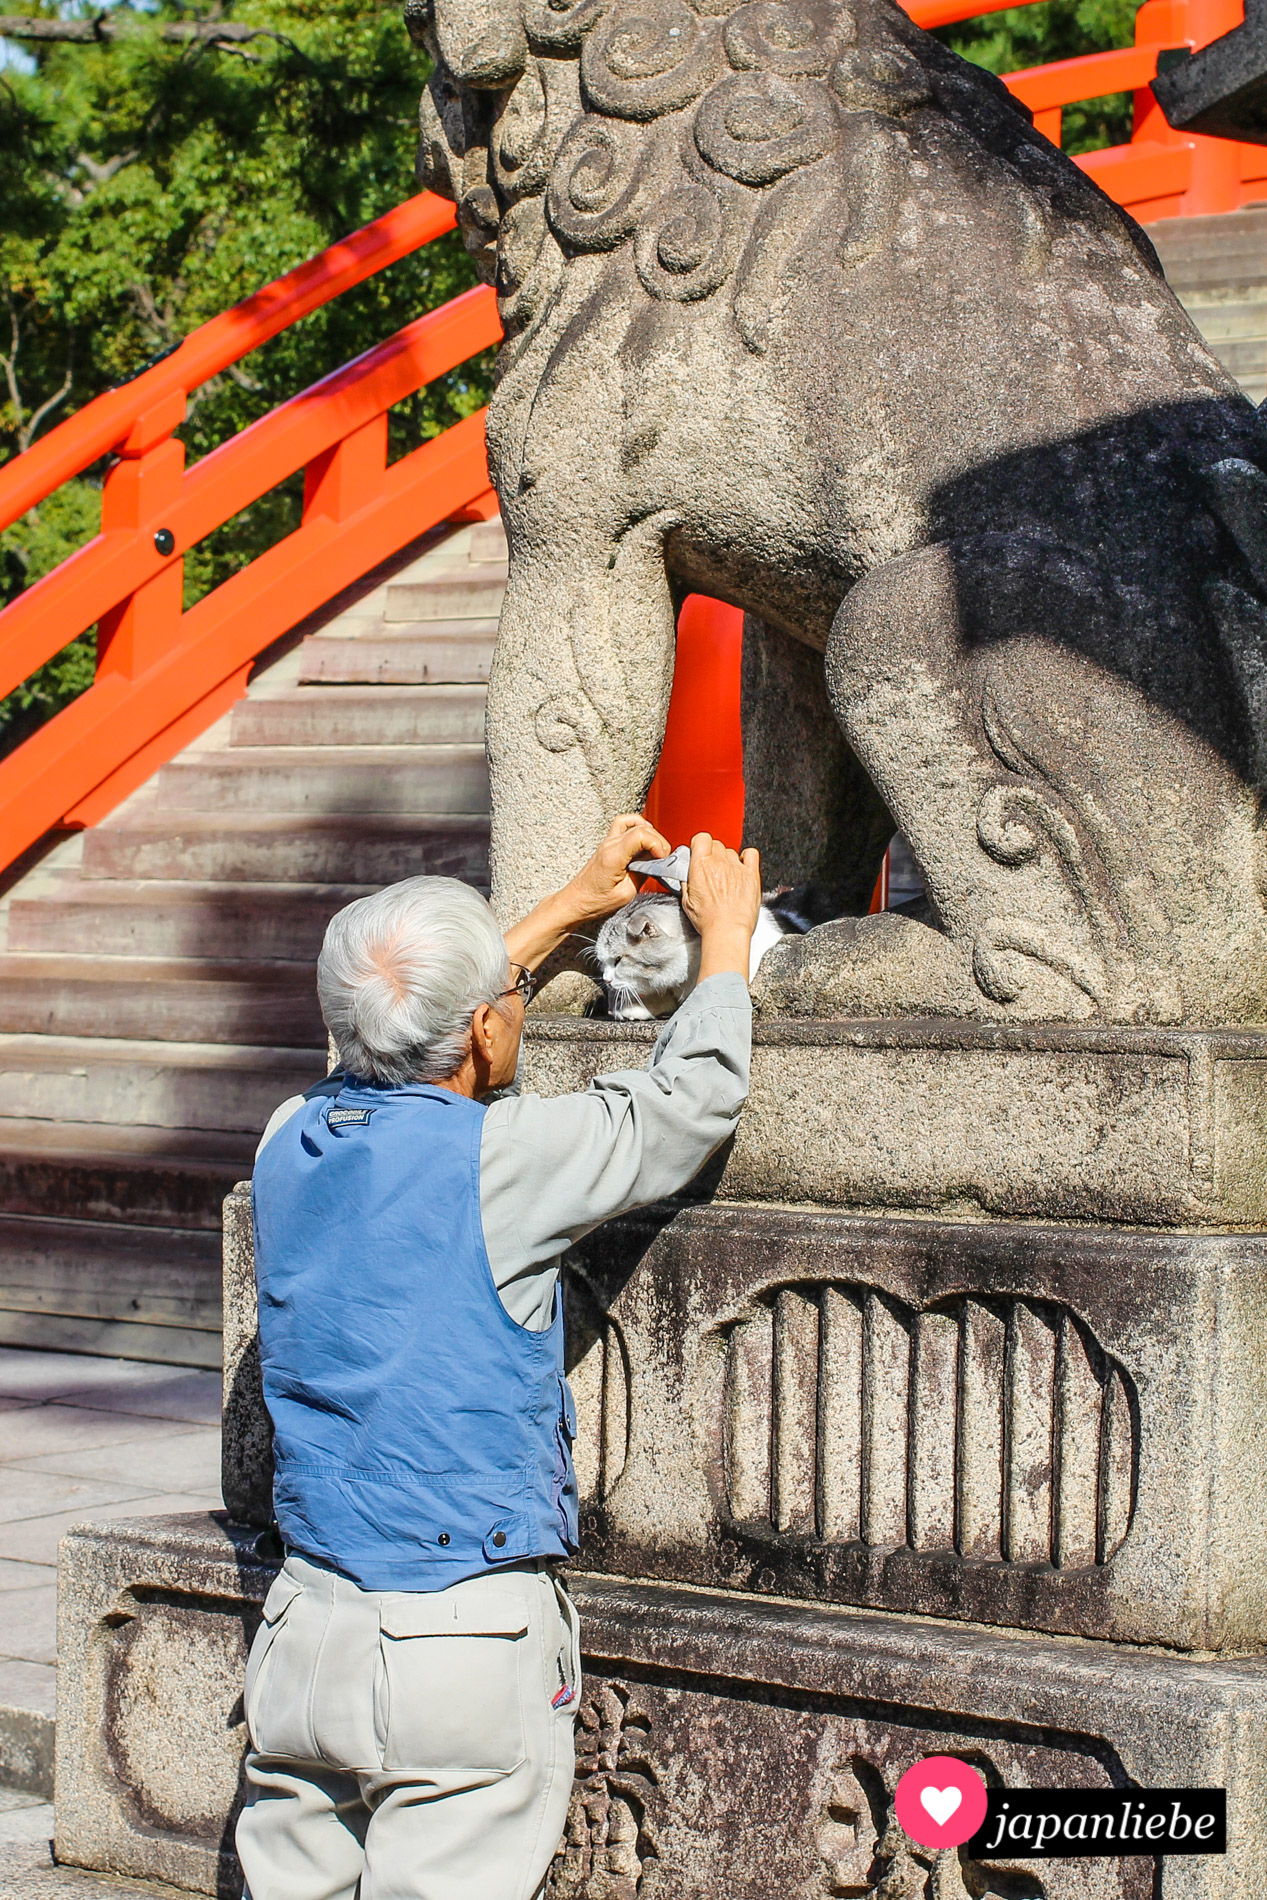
0, 191, 501, 869
907, 0, 1267, 218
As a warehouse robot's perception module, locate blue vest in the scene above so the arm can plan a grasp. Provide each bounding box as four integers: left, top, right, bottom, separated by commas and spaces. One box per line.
251, 1076, 579, 1592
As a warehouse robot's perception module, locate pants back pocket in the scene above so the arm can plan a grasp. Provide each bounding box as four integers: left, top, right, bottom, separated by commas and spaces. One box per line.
377, 1589, 530, 1776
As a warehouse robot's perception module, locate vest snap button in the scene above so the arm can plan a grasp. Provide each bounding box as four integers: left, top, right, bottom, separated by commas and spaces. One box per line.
492, 1531, 507, 1548
437, 1533, 450, 1546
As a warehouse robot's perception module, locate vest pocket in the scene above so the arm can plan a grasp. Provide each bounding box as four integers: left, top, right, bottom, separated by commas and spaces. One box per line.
376, 1591, 530, 1777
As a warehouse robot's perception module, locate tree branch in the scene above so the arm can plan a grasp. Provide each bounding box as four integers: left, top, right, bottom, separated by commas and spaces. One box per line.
22, 348, 74, 452
0, 14, 293, 48
75, 149, 139, 187
0, 293, 27, 454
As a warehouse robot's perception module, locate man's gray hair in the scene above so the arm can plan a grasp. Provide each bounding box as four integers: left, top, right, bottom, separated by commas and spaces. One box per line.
317, 877, 510, 1086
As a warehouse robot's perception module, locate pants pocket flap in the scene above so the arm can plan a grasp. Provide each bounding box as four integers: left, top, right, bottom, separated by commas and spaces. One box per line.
380, 1592, 530, 1639
260, 1572, 303, 1624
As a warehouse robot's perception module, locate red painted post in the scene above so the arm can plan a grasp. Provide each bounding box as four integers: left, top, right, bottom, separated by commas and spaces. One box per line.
94, 395, 188, 682
302, 413, 389, 523
644, 595, 745, 850
1132, 0, 1247, 217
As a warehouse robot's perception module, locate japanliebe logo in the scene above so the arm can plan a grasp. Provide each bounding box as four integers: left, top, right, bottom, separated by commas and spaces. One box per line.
894, 1757, 989, 1850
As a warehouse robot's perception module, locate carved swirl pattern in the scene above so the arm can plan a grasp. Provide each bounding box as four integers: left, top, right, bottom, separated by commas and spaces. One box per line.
723, 0, 851, 73
546, 114, 658, 250
634, 182, 736, 300
694, 70, 838, 185
493, 60, 555, 199
541, 0, 925, 318
829, 43, 930, 113
581, 0, 721, 121
444, 0, 936, 334
523, 0, 613, 52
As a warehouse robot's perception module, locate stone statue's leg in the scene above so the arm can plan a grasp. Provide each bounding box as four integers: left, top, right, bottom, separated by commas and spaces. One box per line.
741, 614, 893, 914
808, 536, 1267, 1024
486, 517, 677, 927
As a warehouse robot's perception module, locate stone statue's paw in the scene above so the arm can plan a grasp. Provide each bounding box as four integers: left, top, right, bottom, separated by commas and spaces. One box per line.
753, 912, 984, 1019
531, 970, 604, 1015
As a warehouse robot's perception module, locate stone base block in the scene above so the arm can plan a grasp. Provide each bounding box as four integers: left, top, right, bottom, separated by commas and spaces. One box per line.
53, 1514, 1267, 1898
220, 1189, 1267, 1651
0, 1832, 189, 1899
54, 1514, 273, 1898
563, 1202, 1267, 1652
521, 1016, 1267, 1227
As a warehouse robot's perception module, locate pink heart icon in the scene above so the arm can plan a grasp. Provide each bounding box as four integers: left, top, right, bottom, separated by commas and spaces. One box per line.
920, 1786, 963, 1827
894, 1756, 988, 1849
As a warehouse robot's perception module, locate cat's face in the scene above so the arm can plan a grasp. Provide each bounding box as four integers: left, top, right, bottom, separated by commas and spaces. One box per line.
594, 894, 701, 1020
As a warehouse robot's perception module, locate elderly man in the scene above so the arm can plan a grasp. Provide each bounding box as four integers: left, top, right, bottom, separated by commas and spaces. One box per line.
237, 816, 761, 1900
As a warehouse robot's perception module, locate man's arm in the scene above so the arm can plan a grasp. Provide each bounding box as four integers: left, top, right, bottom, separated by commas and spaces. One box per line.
503, 814, 672, 976
481, 834, 761, 1324
479, 970, 752, 1326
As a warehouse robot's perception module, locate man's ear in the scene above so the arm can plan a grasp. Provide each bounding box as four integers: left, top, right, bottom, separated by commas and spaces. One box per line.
468, 1001, 496, 1064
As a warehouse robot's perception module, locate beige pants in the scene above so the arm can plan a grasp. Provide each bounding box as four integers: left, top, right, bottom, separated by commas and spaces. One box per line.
237, 1555, 581, 1900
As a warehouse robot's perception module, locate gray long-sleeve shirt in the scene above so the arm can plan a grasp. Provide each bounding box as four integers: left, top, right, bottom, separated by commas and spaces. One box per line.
256, 972, 752, 1329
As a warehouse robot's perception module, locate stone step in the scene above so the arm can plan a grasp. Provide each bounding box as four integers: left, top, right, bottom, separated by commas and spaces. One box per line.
298, 627, 496, 685
81, 811, 489, 885
154, 745, 490, 815
0, 955, 324, 1045
0, 1212, 222, 1368
231, 685, 486, 748
468, 518, 508, 562
0, 1037, 322, 1133
1183, 299, 1267, 337
1147, 208, 1267, 291
0, 1120, 250, 1229
9, 880, 372, 961
7, 877, 372, 965
384, 569, 507, 622
0, 1829, 211, 1897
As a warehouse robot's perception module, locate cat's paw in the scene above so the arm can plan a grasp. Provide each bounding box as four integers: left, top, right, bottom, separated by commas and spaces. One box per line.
609, 996, 656, 1021
751, 912, 983, 1019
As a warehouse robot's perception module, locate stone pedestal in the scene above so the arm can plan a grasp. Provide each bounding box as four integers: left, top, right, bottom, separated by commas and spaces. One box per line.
51, 1515, 1267, 1899
52, 1017, 1267, 1896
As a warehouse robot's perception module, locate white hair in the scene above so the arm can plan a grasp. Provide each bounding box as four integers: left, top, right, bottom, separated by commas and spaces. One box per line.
317, 878, 510, 1086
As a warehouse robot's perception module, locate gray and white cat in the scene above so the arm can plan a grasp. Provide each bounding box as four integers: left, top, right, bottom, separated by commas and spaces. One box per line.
594, 891, 810, 1021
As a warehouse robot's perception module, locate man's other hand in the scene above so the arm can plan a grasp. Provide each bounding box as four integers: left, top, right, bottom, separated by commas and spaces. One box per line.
563, 813, 673, 922
682, 834, 762, 983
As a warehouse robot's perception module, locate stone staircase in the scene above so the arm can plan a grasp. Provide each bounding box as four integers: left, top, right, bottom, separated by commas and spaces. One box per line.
0, 516, 506, 1369
1145, 205, 1267, 404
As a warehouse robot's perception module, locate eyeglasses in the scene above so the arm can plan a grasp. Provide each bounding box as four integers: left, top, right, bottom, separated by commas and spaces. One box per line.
504, 962, 537, 1005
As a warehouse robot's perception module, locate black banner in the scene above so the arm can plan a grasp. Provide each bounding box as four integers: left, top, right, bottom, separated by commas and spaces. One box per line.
968, 1789, 1226, 1858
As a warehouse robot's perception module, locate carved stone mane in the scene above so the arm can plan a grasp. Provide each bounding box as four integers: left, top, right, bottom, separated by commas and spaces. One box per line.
410, 0, 1153, 360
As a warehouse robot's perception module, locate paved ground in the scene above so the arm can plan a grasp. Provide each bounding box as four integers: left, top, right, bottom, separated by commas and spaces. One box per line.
0, 1347, 222, 1754
0, 1789, 185, 1896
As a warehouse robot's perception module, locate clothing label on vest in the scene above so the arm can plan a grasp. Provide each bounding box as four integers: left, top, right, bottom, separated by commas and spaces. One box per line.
327, 1107, 375, 1127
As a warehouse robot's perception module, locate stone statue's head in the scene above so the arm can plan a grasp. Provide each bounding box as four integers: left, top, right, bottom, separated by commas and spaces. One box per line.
403, 0, 993, 349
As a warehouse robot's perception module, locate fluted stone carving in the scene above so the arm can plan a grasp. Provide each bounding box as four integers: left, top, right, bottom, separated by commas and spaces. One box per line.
413, 0, 1267, 1024
719, 1284, 1135, 1571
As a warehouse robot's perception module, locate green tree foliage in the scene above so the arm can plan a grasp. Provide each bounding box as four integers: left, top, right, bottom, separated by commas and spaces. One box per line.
0, 0, 490, 748
938, 0, 1141, 155
0, 0, 1142, 751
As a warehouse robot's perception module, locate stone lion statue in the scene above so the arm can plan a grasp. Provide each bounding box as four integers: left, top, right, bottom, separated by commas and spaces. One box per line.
408, 0, 1267, 1024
